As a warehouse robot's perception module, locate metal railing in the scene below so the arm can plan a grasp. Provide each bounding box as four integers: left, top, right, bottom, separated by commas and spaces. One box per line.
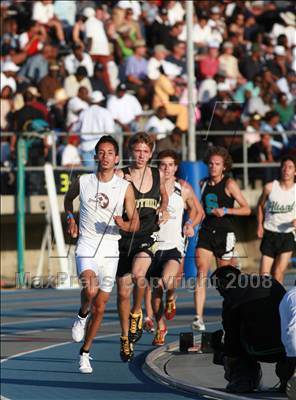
1, 130, 295, 189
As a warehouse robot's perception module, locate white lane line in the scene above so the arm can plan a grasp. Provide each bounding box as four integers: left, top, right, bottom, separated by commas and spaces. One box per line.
0, 332, 120, 364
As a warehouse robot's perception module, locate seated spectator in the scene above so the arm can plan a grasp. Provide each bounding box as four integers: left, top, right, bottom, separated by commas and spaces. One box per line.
107, 83, 142, 133
38, 62, 62, 102
144, 106, 175, 139
147, 44, 169, 81
18, 20, 46, 57
198, 40, 220, 80
156, 127, 182, 157
114, 25, 134, 63
26, 86, 49, 121
239, 43, 262, 81
165, 21, 184, 51
167, 0, 185, 26
267, 46, 293, 79
193, 11, 211, 49
153, 68, 188, 131
64, 43, 94, 77
64, 66, 92, 98
274, 92, 294, 129
271, 11, 296, 49
165, 40, 187, 76
261, 111, 288, 159
210, 266, 294, 394
19, 44, 57, 85
32, 0, 67, 48
0, 61, 19, 94
218, 41, 243, 87
245, 113, 261, 146
146, 7, 170, 49
248, 133, 277, 183
197, 77, 217, 104
90, 63, 109, 97
77, 91, 115, 167
49, 88, 68, 132
0, 86, 14, 165
11, 90, 50, 165
83, 6, 112, 91
66, 86, 89, 130
117, 8, 142, 42
61, 135, 82, 167
124, 39, 151, 105
72, 13, 87, 48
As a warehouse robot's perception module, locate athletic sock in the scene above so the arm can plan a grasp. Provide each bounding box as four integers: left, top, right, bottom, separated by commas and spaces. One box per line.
78, 309, 89, 319
80, 347, 89, 355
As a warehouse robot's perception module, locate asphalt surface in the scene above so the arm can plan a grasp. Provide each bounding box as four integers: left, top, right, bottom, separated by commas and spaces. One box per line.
1, 274, 294, 400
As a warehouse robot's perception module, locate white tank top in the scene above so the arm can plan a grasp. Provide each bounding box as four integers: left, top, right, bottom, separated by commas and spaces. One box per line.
78, 173, 130, 240
158, 180, 185, 254
264, 180, 296, 233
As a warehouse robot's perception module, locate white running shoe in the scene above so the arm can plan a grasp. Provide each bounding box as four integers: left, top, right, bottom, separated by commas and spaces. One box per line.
79, 352, 93, 374
72, 315, 88, 342
192, 315, 206, 331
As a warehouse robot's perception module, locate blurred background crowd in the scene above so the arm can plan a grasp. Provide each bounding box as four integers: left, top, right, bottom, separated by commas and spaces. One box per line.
0, 0, 295, 175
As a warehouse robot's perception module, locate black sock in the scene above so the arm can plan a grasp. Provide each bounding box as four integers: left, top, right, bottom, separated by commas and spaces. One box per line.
78, 308, 89, 319
80, 346, 89, 355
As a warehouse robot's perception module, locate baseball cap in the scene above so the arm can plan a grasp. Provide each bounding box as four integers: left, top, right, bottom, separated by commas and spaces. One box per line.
82, 7, 95, 18
154, 44, 169, 53
91, 91, 105, 103
117, 83, 127, 91
159, 8, 168, 16
134, 39, 146, 48
2, 61, 19, 72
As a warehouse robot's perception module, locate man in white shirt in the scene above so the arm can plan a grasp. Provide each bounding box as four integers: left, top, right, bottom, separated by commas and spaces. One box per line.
0, 61, 19, 93
83, 6, 112, 91
117, 1, 141, 21
78, 91, 115, 167
66, 86, 89, 130
144, 106, 175, 139
32, 0, 66, 46
107, 83, 142, 133
64, 44, 94, 77
64, 66, 92, 98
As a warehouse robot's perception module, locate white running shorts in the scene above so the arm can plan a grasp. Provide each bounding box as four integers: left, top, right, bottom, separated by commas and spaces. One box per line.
75, 238, 119, 293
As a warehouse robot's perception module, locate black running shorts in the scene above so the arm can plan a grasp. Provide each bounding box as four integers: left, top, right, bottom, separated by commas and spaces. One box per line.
196, 227, 236, 260
116, 235, 158, 278
148, 248, 182, 279
260, 230, 296, 258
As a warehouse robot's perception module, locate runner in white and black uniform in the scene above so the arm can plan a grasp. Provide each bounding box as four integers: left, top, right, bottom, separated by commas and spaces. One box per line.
149, 150, 204, 346
193, 146, 251, 331
257, 155, 296, 284
64, 136, 139, 374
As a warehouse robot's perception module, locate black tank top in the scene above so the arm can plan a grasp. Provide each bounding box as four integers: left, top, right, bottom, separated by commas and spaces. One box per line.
201, 176, 235, 232
121, 166, 160, 240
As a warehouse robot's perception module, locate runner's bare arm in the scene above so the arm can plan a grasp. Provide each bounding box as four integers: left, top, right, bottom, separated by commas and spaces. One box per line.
64, 177, 80, 238
158, 170, 169, 223
114, 184, 140, 232
180, 180, 205, 226
257, 182, 272, 238
211, 179, 251, 218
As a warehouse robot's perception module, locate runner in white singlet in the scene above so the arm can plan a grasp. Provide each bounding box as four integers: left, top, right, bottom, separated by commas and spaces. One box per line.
64, 136, 139, 374
257, 155, 296, 283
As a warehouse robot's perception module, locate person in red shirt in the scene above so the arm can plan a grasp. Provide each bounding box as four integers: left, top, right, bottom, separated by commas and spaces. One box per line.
198, 40, 220, 79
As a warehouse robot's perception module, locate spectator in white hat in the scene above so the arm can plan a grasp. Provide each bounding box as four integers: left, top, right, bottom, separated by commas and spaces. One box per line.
0, 61, 19, 93
77, 90, 115, 167
218, 41, 243, 87
66, 86, 89, 130
271, 11, 296, 48
147, 44, 169, 81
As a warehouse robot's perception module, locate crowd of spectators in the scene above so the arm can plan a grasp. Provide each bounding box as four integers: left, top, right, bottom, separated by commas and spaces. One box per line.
0, 0, 295, 175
